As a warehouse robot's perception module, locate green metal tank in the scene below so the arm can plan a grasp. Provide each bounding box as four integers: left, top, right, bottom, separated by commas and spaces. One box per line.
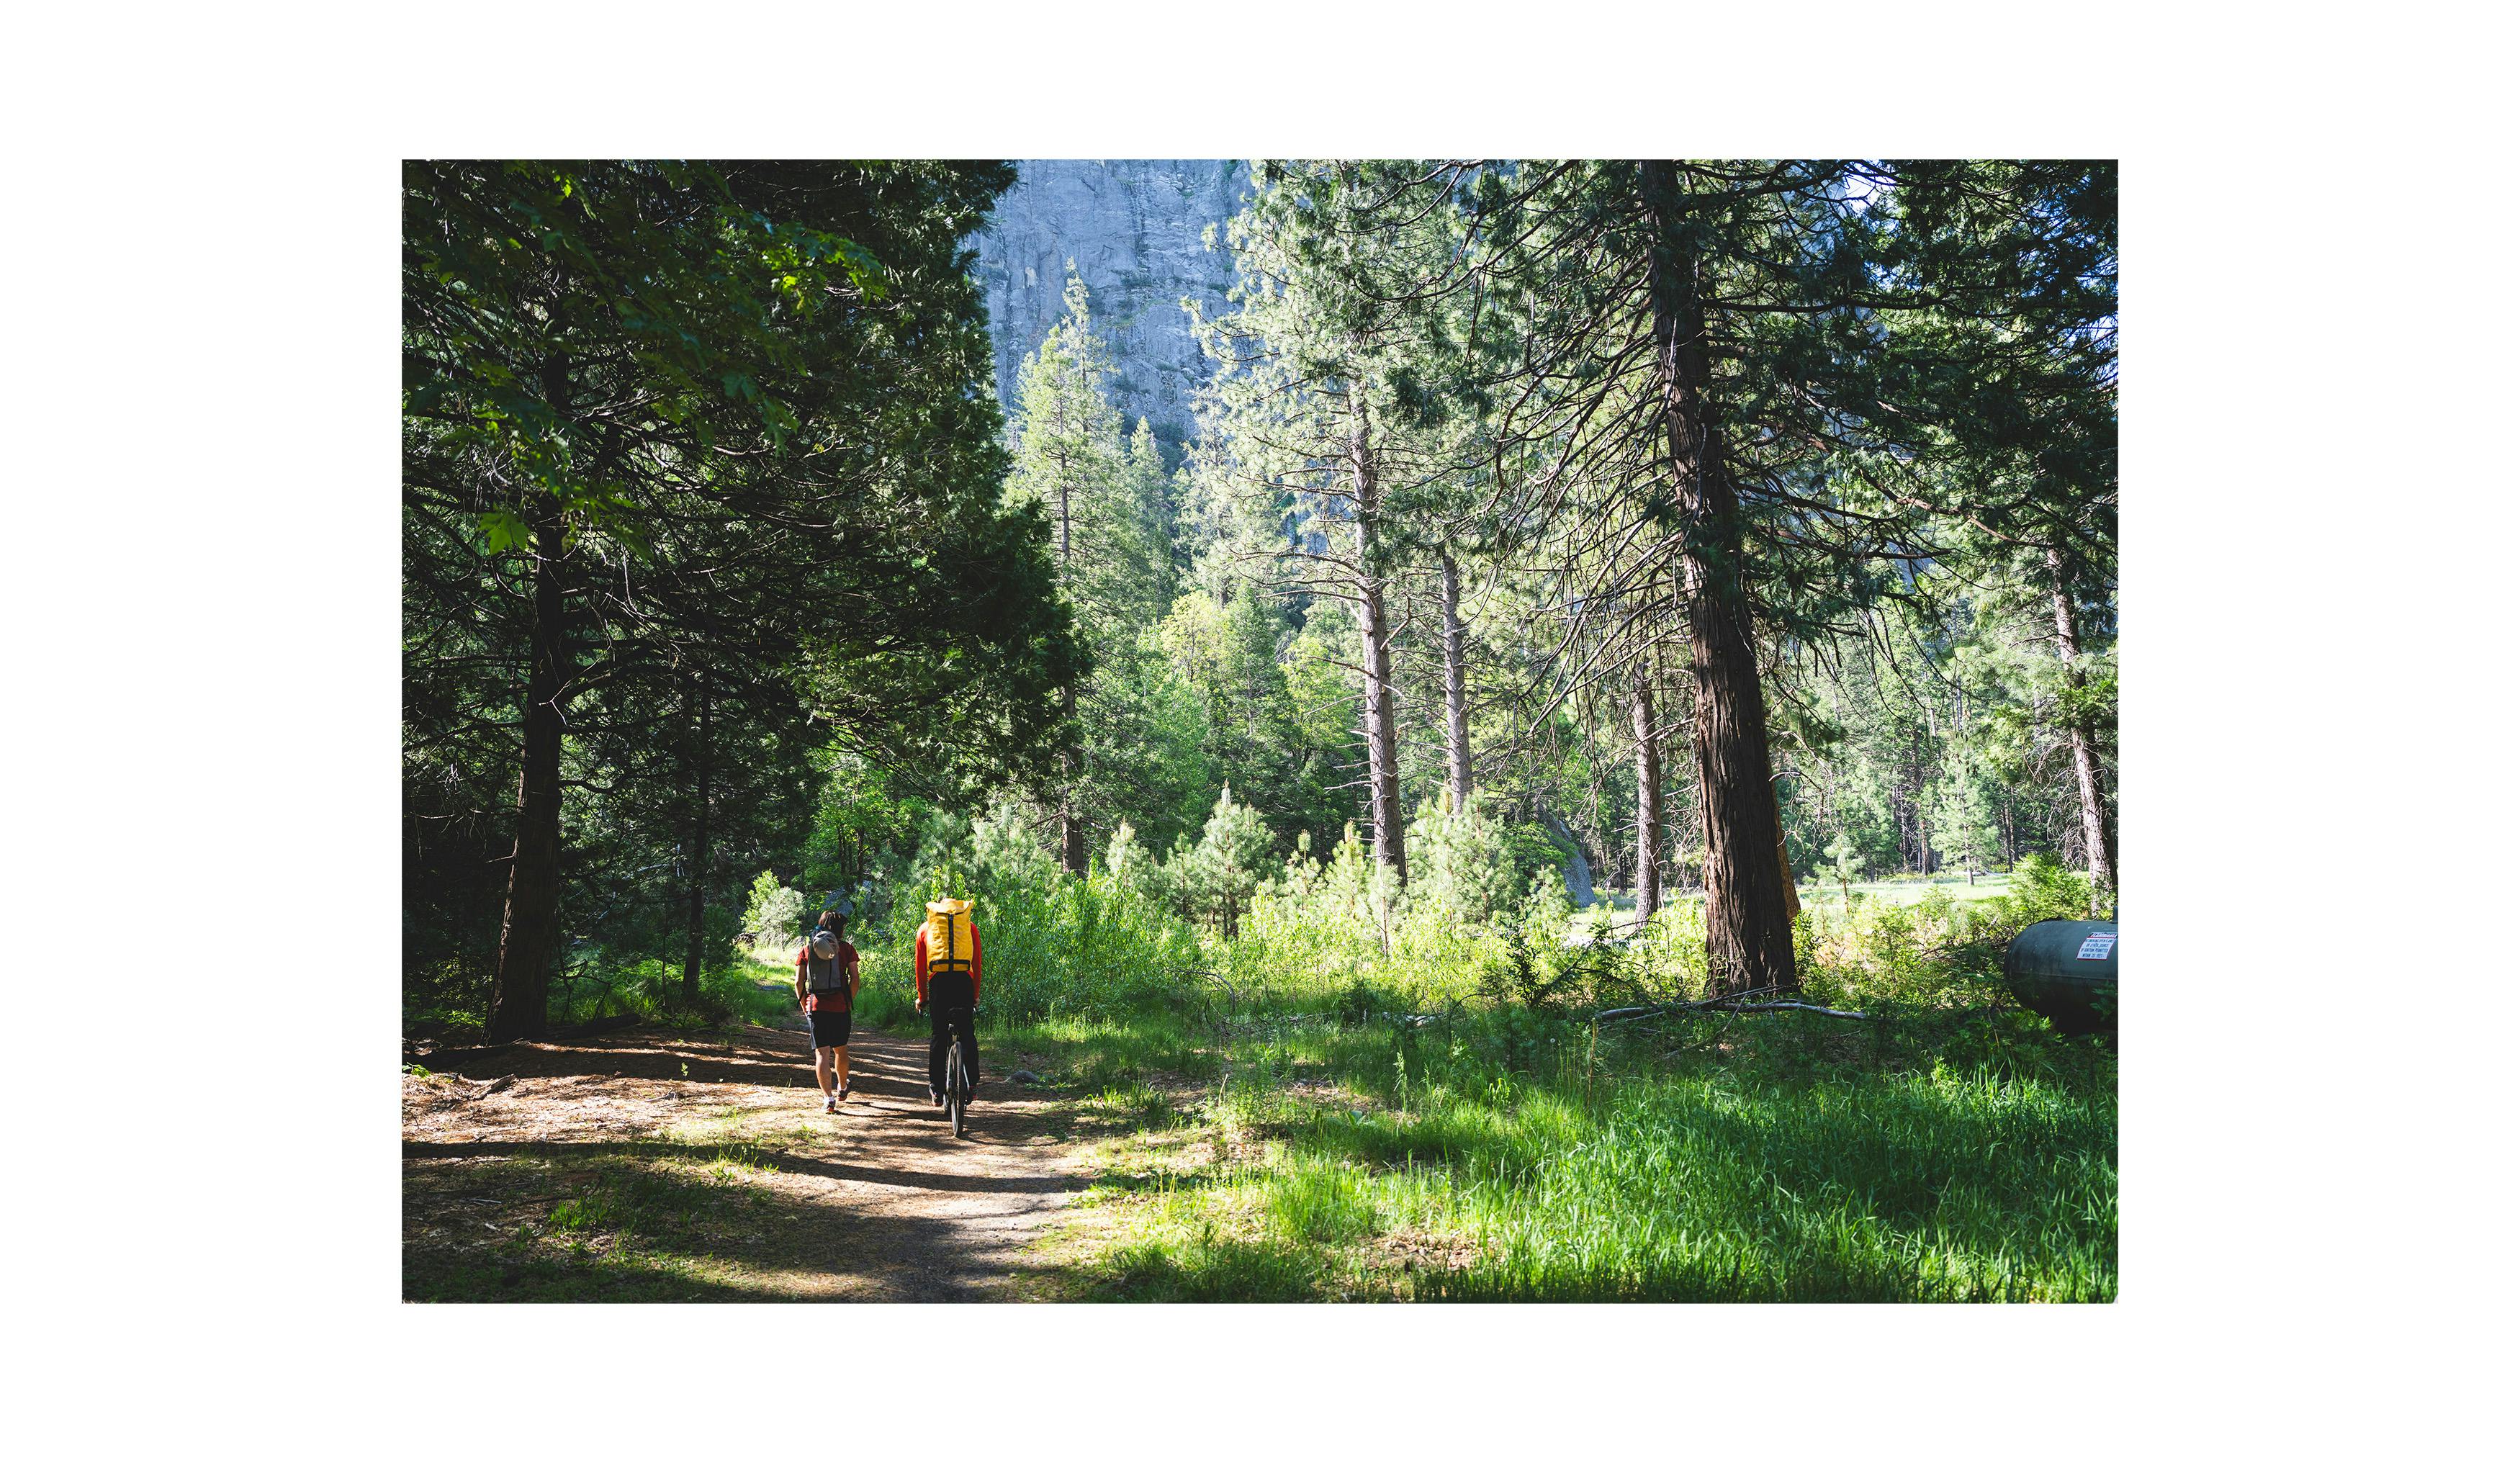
2003, 919, 2118, 1036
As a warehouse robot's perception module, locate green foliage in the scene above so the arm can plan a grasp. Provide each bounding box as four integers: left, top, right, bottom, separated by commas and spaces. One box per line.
1039, 993, 2113, 1302
1402, 799, 1533, 935
740, 870, 805, 943
837, 834, 1203, 1028
405, 158, 2119, 1307
403, 161, 1081, 1030
2010, 852, 2097, 922
1182, 786, 1274, 937
973, 800, 1058, 888
544, 956, 793, 1032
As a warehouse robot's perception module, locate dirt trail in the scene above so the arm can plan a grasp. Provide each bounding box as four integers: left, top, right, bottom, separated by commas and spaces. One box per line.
402, 1017, 1099, 1300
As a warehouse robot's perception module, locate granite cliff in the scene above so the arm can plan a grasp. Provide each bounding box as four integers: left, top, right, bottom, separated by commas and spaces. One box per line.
968, 159, 1248, 463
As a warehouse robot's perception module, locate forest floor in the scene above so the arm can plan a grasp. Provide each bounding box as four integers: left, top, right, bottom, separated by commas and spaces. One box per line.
405, 978, 2114, 1302
402, 1019, 1115, 1301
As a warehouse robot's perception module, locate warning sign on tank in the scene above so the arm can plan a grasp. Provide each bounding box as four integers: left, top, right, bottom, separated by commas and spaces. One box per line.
2077, 931, 2118, 960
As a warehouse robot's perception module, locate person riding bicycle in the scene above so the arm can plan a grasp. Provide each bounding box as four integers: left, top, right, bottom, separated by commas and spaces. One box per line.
913, 897, 981, 1108
794, 910, 860, 1112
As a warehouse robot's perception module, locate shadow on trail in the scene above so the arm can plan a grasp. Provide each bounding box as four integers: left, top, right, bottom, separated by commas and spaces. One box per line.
418, 1024, 815, 1086
404, 1023, 1081, 1302
405, 1138, 1074, 1302
414, 1020, 976, 1093
402, 1139, 1085, 1197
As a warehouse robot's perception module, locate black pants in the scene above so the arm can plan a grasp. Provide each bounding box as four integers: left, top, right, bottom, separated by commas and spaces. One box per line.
927, 971, 978, 1096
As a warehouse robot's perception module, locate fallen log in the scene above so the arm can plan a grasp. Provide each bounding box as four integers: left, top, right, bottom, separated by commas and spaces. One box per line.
1595, 989, 1871, 1025
1593, 986, 1786, 1026
1720, 1001, 1870, 1020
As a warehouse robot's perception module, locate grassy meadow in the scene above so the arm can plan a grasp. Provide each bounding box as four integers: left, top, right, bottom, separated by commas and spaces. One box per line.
883, 852, 2112, 1302
415, 845, 2115, 1303
988, 996, 2112, 1302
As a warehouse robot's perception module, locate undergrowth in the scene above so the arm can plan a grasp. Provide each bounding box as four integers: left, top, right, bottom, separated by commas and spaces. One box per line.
1024, 999, 2114, 1303
410, 845, 2113, 1303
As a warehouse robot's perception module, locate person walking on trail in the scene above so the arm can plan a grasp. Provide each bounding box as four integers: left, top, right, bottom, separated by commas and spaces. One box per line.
914, 897, 981, 1108
795, 910, 860, 1112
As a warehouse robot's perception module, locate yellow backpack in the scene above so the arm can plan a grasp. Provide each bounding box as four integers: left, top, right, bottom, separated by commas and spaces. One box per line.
924, 899, 976, 977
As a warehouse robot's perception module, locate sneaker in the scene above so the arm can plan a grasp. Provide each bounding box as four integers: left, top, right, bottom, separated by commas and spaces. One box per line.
824, 1096, 838, 1114
930, 1090, 944, 1107
837, 1079, 850, 1101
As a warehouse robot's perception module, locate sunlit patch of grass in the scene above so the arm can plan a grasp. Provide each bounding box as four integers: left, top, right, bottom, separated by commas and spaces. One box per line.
1081, 1081, 1180, 1128
1002, 1014, 1223, 1091
1040, 997, 2113, 1302
1261, 1153, 1380, 1245
660, 1102, 813, 1155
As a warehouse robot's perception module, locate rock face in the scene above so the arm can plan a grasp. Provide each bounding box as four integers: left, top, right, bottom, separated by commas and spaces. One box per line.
969, 160, 1247, 463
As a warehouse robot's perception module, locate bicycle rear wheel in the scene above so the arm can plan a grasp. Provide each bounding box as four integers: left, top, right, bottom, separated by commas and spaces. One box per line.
945, 1043, 967, 1138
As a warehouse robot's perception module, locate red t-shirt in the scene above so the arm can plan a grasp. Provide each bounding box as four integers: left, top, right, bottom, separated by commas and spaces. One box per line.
796, 940, 859, 1012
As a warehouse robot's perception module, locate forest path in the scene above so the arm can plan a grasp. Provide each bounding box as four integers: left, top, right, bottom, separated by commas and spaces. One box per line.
402, 1016, 1099, 1301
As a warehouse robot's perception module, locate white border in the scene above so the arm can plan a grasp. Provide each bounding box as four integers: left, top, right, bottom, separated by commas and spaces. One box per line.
5, 2, 2506, 1456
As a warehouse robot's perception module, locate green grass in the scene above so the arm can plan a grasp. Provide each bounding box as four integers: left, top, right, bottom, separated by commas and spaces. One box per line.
541, 957, 801, 1032
404, 1137, 798, 1302
1575, 874, 2023, 945
413, 857, 2110, 1303
1806, 870, 2027, 911
1020, 1001, 2114, 1302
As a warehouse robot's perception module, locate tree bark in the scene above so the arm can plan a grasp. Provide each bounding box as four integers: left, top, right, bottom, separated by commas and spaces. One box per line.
2047, 546, 2118, 907
682, 670, 712, 1006
1054, 474, 1088, 875
1059, 682, 1086, 875
1351, 415, 1407, 883
487, 495, 570, 1042
1631, 650, 1662, 927
1639, 160, 1796, 994
1439, 548, 1472, 815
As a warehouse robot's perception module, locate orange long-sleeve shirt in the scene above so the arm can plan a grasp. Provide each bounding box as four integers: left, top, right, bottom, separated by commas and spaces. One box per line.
913, 920, 981, 1004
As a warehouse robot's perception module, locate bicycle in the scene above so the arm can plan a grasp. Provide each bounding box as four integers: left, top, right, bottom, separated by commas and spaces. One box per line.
940, 1004, 976, 1139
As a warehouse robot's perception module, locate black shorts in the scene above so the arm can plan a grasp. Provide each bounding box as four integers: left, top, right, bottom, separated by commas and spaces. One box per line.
808, 1008, 852, 1048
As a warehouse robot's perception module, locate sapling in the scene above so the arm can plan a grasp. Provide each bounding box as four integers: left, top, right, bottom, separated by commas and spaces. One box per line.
1826, 833, 1861, 908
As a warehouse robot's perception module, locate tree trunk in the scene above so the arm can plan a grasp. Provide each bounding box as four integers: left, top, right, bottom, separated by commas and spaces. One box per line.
1059, 680, 1086, 875
1054, 475, 1088, 875
1640, 160, 1796, 994
1439, 549, 1472, 815
682, 671, 712, 1007
2047, 546, 2118, 908
487, 496, 570, 1043
1631, 651, 1662, 927
1351, 415, 1407, 883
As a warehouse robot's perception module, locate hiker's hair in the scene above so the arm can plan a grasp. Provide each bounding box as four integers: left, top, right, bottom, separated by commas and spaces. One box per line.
818, 909, 846, 933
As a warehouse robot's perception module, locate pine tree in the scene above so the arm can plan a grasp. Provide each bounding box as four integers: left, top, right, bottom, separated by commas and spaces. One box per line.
1005, 274, 1174, 871
405, 161, 1078, 1037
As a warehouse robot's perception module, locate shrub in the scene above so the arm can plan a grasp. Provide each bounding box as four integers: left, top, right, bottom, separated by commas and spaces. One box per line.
740, 869, 806, 944
973, 799, 1057, 887
858, 847, 1204, 1026
1182, 787, 1274, 937
1403, 798, 1526, 935
2010, 852, 2095, 922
